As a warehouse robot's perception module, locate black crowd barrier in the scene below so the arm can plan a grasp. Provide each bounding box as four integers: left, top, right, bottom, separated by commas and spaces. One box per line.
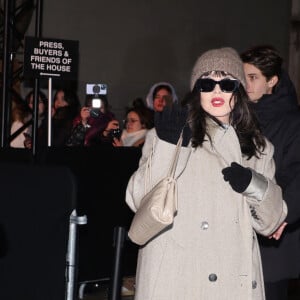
0, 161, 76, 300
0, 145, 142, 299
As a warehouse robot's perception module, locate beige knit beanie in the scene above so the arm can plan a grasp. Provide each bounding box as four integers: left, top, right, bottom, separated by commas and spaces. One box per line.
190, 47, 246, 91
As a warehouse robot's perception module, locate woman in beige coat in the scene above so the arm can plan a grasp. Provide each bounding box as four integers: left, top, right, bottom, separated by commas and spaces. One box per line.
126, 47, 287, 300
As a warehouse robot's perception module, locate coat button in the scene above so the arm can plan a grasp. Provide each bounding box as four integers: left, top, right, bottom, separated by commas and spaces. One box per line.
208, 273, 217, 282
252, 280, 257, 289
201, 221, 209, 230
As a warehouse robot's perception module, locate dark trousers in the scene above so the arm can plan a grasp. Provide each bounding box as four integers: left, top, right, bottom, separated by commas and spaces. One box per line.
264, 280, 289, 300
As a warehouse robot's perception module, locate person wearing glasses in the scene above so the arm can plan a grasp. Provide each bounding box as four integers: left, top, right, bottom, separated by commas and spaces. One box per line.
112, 98, 153, 147
241, 45, 300, 300
125, 47, 287, 300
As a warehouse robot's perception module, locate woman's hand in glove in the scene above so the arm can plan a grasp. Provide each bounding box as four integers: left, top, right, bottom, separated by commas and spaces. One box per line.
154, 103, 191, 146
222, 162, 252, 193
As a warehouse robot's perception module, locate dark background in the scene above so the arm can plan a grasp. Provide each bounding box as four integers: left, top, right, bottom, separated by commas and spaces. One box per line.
24, 0, 292, 121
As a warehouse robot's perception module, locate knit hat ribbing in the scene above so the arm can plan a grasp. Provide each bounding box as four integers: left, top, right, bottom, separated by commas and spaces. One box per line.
190, 47, 246, 91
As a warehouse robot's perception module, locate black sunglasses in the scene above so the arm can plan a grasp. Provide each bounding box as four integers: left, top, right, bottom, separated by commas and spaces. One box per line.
196, 78, 239, 93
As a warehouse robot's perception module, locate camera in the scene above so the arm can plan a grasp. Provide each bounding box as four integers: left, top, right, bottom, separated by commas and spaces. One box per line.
89, 98, 102, 118
86, 83, 107, 95
87, 94, 103, 118
109, 128, 122, 139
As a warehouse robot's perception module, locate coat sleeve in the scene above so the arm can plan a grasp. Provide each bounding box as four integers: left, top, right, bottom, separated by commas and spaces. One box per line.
125, 128, 191, 212
125, 128, 156, 212
245, 140, 288, 236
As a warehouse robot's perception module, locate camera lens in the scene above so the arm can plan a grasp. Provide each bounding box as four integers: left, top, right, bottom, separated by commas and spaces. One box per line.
92, 85, 101, 94
109, 128, 121, 139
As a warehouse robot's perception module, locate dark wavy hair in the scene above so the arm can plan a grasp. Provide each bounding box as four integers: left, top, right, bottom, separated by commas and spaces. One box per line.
240, 45, 283, 82
152, 84, 173, 99
187, 71, 266, 159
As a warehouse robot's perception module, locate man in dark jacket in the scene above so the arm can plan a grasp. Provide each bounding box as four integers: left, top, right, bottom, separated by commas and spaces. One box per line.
241, 45, 300, 300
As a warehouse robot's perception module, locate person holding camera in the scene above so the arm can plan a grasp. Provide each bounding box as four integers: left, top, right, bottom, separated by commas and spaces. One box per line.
66, 94, 118, 147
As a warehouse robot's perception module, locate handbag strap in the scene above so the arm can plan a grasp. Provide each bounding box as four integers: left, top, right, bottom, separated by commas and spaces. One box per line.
145, 128, 184, 193
167, 130, 183, 178
144, 136, 155, 193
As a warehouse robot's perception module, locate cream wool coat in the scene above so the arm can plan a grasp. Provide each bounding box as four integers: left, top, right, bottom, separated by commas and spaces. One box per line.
126, 122, 287, 300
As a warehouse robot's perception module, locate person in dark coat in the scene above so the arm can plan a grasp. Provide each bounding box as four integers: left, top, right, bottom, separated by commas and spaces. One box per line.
50, 88, 81, 147
66, 95, 118, 147
241, 45, 300, 300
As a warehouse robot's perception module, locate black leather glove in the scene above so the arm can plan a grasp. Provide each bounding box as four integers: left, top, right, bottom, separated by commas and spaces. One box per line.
154, 103, 191, 146
222, 162, 252, 193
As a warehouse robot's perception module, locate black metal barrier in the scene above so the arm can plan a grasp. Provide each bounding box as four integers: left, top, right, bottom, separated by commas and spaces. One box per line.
0, 146, 141, 299
41, 146, 141, 282
0, 161, 76, 300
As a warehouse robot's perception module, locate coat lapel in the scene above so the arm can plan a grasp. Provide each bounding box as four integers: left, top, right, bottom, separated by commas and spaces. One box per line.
207, 120, 242, 166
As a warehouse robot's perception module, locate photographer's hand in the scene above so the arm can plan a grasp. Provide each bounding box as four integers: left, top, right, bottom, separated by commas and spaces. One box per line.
103, 120, 119, 137
112, 137, 123, 147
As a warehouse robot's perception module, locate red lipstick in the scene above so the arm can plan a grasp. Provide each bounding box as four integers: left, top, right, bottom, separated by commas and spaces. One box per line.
211, 97, 225, 107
